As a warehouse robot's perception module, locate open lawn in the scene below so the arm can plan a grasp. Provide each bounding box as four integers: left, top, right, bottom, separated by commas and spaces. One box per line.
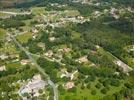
31, 7, 46, 15
16, 32, 32, 43
0, 28, 6, 39
6, 62, 21, 68
0, 43, 18, 54
59, 78, 124, 100
0, 12, 9, 17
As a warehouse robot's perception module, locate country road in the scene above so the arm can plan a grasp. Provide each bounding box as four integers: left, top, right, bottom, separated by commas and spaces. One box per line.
10, 34, 58, 100
0, 11, 31, 15
98, 46, 133, 73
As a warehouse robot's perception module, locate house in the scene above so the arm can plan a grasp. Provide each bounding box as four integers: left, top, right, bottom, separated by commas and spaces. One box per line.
0, 54, 8, 60
61, 69, 78, 80
0, 65, 6, 71
76, 56, 88, 63
37, 42, 45, 49
9, 54, 19, 59
114, 60, 133, 73
49, 37, 56, 42
20, 59, 30, 65
110, 8, 120, 19
65, 82, 75, 89
58, 47, 71, 53
44, 50, 53, 57
129, 45, 134, 51
31, 28, 38, 34
19, 74, 46, 97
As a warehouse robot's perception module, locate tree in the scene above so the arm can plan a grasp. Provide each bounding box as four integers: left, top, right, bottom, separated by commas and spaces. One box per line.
95, 83, 102, 89
68, 87, 77, 93
124, 83, 133, 89
65, 96, 70, 100
37, 57, 46, 67
58, 85, 65, 95
19, 51, 28, 60
110, 79, 120, 87
29, 43, 42, 54
22, 92, 29, 97
87, 83, 91, 89
101, 88, 108, 94
102, 95, 115, 100
91, 90, 97, 95
38, 89, 43, 94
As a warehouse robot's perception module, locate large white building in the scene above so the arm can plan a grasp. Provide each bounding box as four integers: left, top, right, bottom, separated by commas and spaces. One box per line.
19, 74, 46, 97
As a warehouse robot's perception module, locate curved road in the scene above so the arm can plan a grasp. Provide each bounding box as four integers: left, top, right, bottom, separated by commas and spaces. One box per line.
10, 34, 58, 100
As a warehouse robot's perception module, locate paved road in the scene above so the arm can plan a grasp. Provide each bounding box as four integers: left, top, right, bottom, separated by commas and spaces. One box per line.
10, 35, 58, 100
0, 11, 31, 15
30, 53, 66, 66
98, 46, 133, 73
107, 51, 133, 73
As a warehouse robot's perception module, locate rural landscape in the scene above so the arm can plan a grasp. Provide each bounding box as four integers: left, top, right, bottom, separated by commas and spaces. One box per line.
0, 0, 134, 100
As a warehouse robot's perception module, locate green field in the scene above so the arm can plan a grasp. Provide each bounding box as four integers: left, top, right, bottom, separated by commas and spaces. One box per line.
16, 32, 32, 43
6, 62, 21, 68
60, 78, 124, 100
0, 12, 9, 17
31, 7, 46, 14
0, 28, 6, 39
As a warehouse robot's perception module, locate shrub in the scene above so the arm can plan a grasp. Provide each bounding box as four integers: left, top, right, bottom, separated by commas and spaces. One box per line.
68, 87, 77, 93
124, 83, 133, 89
95, 83, 102, 89
110, 79, 120, 87
87, 83, 91, 89
101, 88, 108, 94
91, 90, 97, 95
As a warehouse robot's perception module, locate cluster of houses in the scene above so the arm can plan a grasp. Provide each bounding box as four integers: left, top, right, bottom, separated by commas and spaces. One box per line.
50, 3, 67, 8
18, 74, 47, 99
34, 10, 89, 29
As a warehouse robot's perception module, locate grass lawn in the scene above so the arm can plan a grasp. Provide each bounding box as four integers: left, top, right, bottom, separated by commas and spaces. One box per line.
0, 12, 9, 17
59, 78, 124, 100
4, 8, 22, 12
0, 43, 18, 54
71, 31, 81, 39
31, 7, 46, 15
98, 47, 134, 68
0, 28, 6, 39
65, 10, 80, 17
23, 19, 33, 26
6, 62, 21, 68
16, 32, 32, 43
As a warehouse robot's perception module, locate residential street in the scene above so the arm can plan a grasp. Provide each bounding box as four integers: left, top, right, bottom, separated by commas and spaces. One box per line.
10, 34, 58, 100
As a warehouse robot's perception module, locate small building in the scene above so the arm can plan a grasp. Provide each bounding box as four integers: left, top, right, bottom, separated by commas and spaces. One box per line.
9, 54, 19, 59
0, 65, 6, 71
49, 37, 56, 42
0, 54, 8, 60
58, 47, 71, 53
20, 59, 30, 65
19, 74, 46, 97
44, 50, 53, 57
65, 82, 75, 89
114, 60, 133, 73
31, 28, 38, 34
61, 69, 78, 80
76, 56, 88, 63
